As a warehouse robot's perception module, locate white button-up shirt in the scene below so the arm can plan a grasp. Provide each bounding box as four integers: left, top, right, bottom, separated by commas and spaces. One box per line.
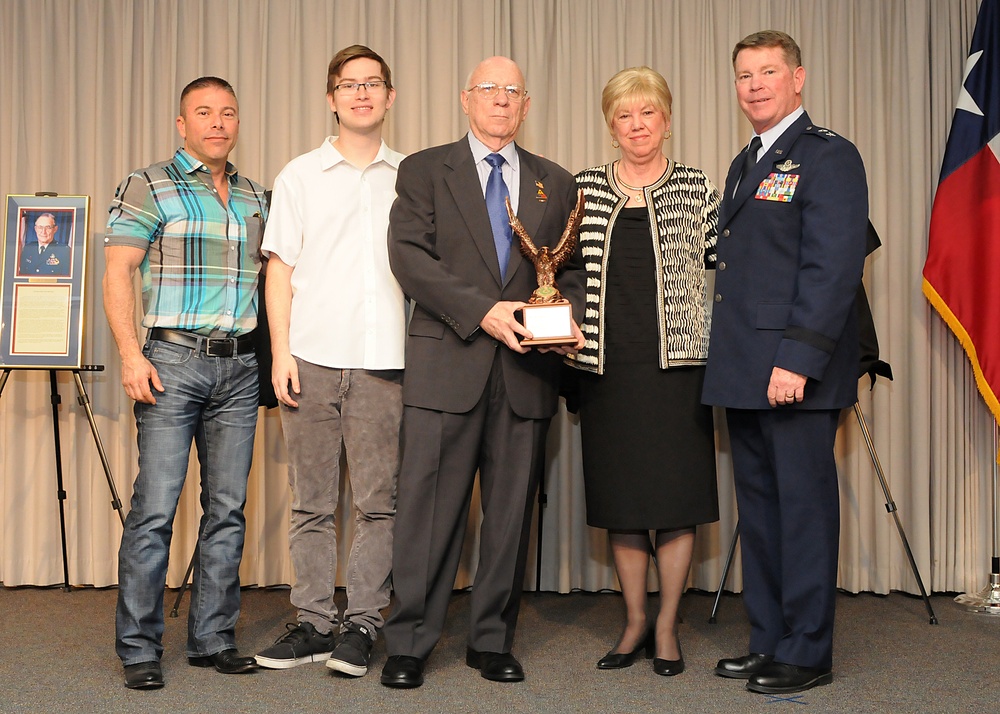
262, 137, 406, 369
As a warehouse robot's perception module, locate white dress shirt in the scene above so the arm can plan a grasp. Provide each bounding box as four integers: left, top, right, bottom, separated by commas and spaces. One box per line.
756, 105, 805, 158
262, 137, 407, 369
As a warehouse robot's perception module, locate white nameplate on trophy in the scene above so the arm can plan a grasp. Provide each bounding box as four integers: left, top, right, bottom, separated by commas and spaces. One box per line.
520, 301, 574, 346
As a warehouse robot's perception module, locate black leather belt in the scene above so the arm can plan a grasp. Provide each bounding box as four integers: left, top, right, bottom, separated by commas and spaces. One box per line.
148, 327, 255, 357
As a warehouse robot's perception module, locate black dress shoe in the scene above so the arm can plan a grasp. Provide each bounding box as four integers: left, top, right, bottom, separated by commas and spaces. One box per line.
714, 652, 774, 679
465, 648, 524, 682
188, 649, 259, 674
652, 640, 684, 677
747, 662, 832, 694
124, 661, 163, 690
596, 630, 654, 669
653, 654, 685, 676
380, 655, 425, 688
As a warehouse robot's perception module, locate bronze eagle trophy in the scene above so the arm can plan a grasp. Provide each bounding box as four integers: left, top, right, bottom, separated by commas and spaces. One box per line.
504, 189, 585, 304
503, 190, 585, 346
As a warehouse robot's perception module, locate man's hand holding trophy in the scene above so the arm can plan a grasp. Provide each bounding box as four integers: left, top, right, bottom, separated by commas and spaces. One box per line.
505, 190, 585, 347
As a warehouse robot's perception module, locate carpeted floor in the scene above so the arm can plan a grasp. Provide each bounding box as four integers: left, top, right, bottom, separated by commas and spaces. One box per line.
0, 586, 994, 713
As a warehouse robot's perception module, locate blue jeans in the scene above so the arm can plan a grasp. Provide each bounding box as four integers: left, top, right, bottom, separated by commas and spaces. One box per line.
116, 338, 259, 665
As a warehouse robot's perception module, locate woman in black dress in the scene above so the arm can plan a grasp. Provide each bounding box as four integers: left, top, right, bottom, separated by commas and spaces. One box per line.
568, 67, 720, 676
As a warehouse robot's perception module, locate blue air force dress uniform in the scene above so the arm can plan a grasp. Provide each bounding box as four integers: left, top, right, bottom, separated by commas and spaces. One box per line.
702, 111, 869, 670
20, 242, 71, 276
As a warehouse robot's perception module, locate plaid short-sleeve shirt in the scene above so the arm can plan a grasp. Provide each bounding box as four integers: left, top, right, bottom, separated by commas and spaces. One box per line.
105, 148, 268, 336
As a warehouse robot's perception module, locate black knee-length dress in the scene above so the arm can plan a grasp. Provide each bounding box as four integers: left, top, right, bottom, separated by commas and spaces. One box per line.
578, 208, 719, 530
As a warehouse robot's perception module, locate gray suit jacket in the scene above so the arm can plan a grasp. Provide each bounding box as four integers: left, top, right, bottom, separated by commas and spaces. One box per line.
388, 138, 584, 419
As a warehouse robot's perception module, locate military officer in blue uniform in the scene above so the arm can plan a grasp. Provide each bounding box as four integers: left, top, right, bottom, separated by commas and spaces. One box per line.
20, 213, 71, 276
703, 30, 869, 695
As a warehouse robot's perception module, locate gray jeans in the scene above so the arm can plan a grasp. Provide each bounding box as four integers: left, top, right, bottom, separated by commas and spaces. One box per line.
281, 359, 402, 636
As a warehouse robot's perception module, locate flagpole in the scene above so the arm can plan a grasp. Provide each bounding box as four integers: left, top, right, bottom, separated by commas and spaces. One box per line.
955, 419, 1000, 615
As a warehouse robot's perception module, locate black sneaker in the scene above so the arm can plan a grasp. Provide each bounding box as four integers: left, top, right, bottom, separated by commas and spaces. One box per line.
325, 622, 375, 677
255, 622, 336, 669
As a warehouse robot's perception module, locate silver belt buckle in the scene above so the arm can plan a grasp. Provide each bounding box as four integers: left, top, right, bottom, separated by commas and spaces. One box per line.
205, 337, 237, 357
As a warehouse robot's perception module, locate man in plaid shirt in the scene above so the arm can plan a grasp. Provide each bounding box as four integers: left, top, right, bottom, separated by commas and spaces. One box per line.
103, 76, 268, 691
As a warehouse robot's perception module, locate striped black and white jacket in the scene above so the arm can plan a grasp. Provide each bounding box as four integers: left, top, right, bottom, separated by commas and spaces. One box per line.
567, 161, 720, 374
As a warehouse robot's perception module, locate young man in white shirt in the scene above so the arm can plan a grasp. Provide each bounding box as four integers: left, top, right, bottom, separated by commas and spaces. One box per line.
254, 45, 406, 678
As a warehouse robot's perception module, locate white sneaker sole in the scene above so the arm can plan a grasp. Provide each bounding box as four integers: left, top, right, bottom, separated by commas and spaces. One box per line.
325, 657, 368, 677
255, 651, 333, 669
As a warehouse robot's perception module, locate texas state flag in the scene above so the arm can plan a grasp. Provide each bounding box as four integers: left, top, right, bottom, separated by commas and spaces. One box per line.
923, 0, 1000, 422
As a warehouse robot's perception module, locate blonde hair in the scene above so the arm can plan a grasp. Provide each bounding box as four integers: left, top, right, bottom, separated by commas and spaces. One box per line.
601, 66, 672, 130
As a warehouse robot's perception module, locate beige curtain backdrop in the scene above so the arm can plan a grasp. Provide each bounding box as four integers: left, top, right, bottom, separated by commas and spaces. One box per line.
0, 0, 993, 597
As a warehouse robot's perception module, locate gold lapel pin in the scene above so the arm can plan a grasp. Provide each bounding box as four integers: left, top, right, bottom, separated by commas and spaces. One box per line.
535, 180, 547, 202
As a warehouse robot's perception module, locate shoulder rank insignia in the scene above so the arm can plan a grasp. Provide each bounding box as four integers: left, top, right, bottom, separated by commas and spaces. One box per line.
774, 159, 800, 172
817, 128, 837, 137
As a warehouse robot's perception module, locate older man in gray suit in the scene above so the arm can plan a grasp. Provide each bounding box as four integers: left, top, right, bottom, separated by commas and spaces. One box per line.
379, 56, 584, 689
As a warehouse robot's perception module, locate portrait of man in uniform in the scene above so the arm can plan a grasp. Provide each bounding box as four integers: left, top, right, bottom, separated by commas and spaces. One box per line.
18, 211, 72, 277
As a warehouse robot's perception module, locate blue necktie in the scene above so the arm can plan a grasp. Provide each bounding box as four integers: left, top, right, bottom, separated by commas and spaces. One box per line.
484, 153, 513, 280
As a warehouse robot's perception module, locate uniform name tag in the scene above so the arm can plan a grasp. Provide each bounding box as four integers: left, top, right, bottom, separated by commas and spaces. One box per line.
755, 173, 799, 202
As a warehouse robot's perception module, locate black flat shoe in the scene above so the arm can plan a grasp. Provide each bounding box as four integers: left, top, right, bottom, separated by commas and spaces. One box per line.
380, 655, 425, 688
747, 662, 832, 694
124, 661, 163, 689
188, 648, 258, 674
596, 629, 654, 669
466, 648, 524, 682
714, 652, 774, 679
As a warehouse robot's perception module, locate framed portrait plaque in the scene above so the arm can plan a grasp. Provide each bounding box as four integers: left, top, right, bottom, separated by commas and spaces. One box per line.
1, 194, 91, 368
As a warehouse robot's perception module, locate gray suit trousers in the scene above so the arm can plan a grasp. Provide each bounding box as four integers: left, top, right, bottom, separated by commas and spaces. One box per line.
383, 354, 549, 659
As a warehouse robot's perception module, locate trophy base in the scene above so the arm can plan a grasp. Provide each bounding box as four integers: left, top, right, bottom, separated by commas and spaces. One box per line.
520, 301, 576, 346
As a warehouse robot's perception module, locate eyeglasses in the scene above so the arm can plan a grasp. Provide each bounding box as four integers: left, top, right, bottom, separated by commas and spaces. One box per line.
35, 224, 56, 231
333, 80, 388, 93
467, 82, 528, 102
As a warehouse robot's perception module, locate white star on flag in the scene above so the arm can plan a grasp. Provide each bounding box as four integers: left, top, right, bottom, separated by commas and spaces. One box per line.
957, 50, 984, 116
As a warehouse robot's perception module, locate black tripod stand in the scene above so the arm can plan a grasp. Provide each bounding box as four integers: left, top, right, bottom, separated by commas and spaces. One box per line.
0, 366, 125, 590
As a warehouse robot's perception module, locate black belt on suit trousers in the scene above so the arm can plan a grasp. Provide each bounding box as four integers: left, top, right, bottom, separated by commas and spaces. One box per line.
148, 327, 256, 357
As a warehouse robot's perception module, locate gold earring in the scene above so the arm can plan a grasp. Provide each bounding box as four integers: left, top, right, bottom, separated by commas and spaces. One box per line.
612, 138, 620, 149
665, 130, 672, 139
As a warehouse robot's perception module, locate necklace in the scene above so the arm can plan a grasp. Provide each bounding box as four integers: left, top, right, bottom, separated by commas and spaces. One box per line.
615, 162, 664, 205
